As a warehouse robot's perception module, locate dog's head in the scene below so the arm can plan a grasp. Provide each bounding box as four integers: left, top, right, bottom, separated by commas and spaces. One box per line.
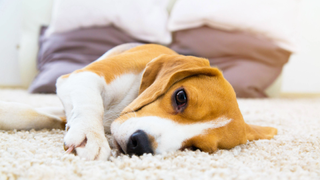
111, 54, 277, 155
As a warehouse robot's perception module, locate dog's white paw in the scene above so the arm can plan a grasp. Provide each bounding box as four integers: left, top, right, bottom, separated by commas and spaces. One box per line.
63, 123, 111, 161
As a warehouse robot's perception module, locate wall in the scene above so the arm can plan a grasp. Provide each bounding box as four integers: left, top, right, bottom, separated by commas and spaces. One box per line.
282, 0, 320, 93
0, 0, 21, 86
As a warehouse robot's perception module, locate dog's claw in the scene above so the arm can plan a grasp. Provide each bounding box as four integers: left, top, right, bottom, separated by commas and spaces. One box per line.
64, 137, 87, 155
65, 144, 75, 154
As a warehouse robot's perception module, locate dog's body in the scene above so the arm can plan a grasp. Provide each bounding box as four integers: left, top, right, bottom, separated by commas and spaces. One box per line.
0, 44, 277, 160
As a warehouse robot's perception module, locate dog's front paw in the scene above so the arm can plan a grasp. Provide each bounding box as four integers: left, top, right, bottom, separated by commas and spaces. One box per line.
63, 124, 111, 160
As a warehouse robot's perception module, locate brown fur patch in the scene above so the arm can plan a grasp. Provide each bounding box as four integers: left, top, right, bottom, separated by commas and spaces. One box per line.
148, 134, 158, 151
60, 117, 67, 130
74, 44, 177, 84
60, 74, 70, 79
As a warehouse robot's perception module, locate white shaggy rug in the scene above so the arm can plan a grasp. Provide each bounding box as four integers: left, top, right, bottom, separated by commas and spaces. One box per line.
0, 88, 319, 180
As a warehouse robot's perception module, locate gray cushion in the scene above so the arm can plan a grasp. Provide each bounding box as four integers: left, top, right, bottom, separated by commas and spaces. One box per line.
29, 26, 144, 93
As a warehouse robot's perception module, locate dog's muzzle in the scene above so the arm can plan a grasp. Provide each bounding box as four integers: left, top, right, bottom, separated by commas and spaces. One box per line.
126, 130, 153, 156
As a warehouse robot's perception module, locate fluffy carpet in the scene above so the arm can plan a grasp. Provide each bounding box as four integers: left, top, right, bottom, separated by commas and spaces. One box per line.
0, 88, 319, 180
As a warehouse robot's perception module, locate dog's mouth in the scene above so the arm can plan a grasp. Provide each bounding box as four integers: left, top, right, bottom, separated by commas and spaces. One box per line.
179, 145, 201, 152
114, 138, 125, 154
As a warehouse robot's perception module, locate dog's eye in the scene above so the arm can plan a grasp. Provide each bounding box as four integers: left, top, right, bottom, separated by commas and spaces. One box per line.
173, 89, 188, 112
176, 90, 187, 106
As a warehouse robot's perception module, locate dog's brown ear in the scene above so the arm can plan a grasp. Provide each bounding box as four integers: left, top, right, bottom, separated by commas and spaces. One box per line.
139, 54, 221, 93
122, 54, 222, 114
245, 124, 277, 140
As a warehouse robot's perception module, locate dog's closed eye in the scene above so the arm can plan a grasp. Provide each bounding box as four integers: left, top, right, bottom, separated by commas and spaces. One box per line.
172, 88, 188, 113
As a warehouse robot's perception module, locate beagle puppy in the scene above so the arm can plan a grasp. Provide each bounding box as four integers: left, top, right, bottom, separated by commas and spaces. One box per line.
0, 44, 277, 160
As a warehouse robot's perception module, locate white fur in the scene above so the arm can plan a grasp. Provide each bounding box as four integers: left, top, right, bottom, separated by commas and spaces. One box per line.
111, 116, 232, 154
0, 101, 63, 130
57, 72, 108, 160
35, 106, 65, 118
56, 71, 142, 160
101, 72, 143, 133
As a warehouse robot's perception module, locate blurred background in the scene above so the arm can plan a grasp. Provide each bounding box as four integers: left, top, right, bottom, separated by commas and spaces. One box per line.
0, 0, 319, 97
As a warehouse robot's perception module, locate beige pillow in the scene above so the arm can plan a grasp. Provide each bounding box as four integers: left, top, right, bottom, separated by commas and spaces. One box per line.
168, 0, 300, 52
45, 0, 171, 44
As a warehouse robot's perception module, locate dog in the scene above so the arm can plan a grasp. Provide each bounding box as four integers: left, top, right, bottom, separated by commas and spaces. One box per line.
0, 43, 277, 160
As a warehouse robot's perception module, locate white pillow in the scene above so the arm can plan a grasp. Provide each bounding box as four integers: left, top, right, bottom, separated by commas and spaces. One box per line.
168, 0, 300, 52
46, 0, 171, 44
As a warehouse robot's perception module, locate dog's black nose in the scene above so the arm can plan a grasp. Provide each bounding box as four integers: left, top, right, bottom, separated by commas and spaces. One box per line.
126, 130, 153, 156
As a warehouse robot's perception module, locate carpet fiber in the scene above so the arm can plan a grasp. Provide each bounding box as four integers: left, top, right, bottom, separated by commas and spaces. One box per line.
0, 89, 319, 179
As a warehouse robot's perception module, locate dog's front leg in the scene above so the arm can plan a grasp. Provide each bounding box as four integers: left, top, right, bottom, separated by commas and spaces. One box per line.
57, 72, 110, 160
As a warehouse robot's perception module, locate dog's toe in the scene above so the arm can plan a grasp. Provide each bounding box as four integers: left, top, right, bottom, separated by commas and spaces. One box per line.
75, 132, 111, 160
64, 126, 111, 160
